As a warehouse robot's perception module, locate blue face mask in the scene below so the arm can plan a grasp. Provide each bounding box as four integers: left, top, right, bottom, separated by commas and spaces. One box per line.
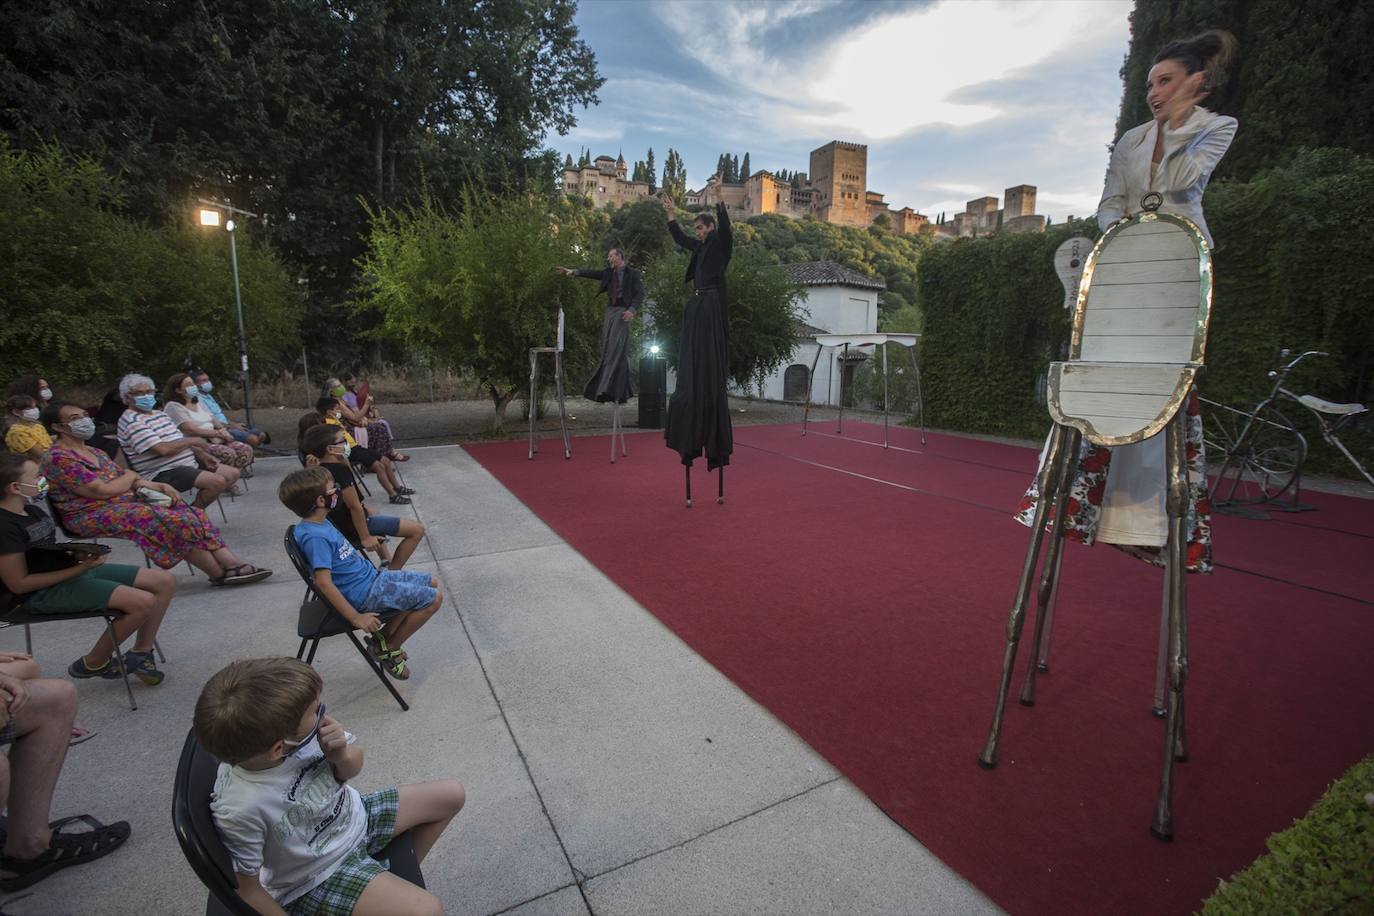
134, 394, 157, 411
199, 381, 214, 393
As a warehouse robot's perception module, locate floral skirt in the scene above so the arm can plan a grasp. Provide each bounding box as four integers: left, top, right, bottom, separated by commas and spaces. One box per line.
1013, 391, 1213, 573
207, 441, 254, 468
364, 421, 393, 458
60, 498, 227, 569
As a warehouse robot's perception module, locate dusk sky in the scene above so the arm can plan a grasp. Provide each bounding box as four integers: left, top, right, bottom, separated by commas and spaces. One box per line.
555, 0, 1135, 223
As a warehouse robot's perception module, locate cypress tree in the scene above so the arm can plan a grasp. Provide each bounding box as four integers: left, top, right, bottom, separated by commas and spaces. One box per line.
741, 152, 751, 179
646, 147, 656, 190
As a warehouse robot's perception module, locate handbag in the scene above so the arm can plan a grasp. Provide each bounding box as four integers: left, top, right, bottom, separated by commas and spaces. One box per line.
25, 541, 111, 573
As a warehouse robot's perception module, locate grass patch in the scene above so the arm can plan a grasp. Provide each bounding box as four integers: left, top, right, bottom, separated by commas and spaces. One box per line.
1201, 754, 1374, 914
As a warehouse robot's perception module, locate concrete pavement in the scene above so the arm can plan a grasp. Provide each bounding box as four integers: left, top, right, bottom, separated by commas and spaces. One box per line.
1, 441, 1000, 916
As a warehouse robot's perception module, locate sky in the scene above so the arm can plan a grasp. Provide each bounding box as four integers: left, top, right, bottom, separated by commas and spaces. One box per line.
552, 0, 1136, 223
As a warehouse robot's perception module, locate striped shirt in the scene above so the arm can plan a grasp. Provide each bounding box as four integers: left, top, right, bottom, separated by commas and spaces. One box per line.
117, 409, 199, 477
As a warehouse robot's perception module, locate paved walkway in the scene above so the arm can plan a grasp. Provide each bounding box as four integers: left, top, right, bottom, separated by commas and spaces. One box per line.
2, 442, 999, 916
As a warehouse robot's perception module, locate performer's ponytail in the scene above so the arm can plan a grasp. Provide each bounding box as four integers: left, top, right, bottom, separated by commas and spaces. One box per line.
1153, 30, 1237, 94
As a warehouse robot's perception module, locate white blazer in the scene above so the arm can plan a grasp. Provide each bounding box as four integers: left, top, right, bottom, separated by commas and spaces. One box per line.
1096, 107, 1237, 247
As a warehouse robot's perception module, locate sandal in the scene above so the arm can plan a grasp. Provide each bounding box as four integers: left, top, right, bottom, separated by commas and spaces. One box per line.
0, 814, 130, 892
364, 634, 411, 679
69, 725, 97, 747
390, 453, 410, 462
218, 565, 273, 586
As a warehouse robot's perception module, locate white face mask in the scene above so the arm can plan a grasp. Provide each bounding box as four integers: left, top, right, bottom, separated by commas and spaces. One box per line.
20, 408, 40, 422
38, 388, 52, 401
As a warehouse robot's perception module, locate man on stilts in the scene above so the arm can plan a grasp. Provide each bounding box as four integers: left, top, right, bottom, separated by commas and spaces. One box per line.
660, 195, 733, 506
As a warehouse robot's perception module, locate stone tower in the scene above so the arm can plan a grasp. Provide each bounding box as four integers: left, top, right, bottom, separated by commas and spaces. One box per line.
1003, 184, 1036, 219
809, 141, 868, 227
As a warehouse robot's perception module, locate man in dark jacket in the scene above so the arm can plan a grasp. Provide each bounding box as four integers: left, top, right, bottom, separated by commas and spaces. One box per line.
556, 248, 642, 403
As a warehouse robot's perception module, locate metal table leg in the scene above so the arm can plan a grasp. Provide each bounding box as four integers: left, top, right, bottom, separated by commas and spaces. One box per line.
802, 344, 825, 437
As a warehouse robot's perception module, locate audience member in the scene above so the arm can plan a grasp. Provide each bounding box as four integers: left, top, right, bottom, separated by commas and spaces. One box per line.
0, 454, 173, 684
337, 374, 408, 462
6, 376, 53, 406
193, 657, 463, 914
0, 653, 130, 892
280, 468, 440, 678
301, 425, 425, 569
87, 388, 125, 459
162, 373, 255, 474
4, 396, 51, 460
42, 401, 272, 586
115, 373, 239, 509
190, 370, 270, 448
316, 397, 413, 505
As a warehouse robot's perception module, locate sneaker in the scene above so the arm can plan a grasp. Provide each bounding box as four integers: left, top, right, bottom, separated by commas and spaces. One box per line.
121, 650, 165, 686
388, 494, 411, 505
68, 655, 123, 680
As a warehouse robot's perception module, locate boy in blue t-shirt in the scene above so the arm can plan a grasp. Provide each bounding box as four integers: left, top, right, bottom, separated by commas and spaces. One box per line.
278, 468, 440, 679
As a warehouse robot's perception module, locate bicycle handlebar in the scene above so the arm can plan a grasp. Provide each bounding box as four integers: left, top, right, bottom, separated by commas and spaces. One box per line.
1277, 349, 1328, 372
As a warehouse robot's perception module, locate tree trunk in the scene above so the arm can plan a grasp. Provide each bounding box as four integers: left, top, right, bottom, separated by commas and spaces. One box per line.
489, 384, 517, 432
373, 119, 385, 204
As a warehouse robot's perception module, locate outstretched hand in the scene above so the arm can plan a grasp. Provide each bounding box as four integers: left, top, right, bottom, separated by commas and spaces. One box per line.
554, 266, 574, 276
658, 194, 676, 220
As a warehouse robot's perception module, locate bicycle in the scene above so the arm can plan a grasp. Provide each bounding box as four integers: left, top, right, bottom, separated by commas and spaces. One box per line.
1201, 349, 1373, 510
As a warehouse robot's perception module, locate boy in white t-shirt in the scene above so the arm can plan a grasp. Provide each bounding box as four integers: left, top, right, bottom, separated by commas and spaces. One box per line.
193, 658, 465, 915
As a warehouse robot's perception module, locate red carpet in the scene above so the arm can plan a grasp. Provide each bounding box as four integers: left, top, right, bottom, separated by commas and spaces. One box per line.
466, 422, 1374, 915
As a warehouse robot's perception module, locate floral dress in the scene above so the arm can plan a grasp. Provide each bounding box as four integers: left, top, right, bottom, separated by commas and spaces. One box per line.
1014, 392, 1213, 573
43, 443, 227, 569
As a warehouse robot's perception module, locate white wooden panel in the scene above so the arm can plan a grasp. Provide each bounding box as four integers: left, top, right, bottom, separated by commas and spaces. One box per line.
1063, 412, 1161, 439
1055, 363, 1184, 396
1095, 232, 1199, 264
1083, 307, 1199, 336
1084, 280, 1199, 310
1080, 334, 1196, 362
1115, 221, 1183, 237
1057, 390, 1174, 420
1091, 259, 1200, 286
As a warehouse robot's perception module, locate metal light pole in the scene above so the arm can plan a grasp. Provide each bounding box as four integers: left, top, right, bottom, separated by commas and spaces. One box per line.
197, 199, 259, 428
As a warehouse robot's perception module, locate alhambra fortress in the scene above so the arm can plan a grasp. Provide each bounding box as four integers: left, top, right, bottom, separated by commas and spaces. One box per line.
560, 140, 1047, 238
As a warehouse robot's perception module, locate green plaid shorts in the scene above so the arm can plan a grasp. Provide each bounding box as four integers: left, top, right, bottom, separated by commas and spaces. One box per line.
286, 788, 400, 916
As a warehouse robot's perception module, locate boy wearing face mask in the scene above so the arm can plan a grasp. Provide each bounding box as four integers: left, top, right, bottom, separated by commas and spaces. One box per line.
4, 396, 51, 460
279, 469, 440, 680
0, 454, 174, 684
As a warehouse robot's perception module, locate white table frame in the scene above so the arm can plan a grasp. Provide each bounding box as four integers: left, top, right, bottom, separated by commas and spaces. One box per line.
528, 308, 572, 460
801, 333, 925, 447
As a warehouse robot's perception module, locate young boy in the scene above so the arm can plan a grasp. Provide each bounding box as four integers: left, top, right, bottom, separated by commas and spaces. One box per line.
194, 657, 465, 915
299, 425, 426, 571
278, 468, 439, 680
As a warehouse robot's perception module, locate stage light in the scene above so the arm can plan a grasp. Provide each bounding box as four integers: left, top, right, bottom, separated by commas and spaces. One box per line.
649, 344, 660, 355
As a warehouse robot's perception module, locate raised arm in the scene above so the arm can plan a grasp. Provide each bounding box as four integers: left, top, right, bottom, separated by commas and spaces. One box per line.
661, 195, 698, 252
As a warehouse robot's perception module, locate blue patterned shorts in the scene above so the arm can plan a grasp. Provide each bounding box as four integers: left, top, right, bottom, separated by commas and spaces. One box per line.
357, 570, 437, 615
286, 788, 400, 916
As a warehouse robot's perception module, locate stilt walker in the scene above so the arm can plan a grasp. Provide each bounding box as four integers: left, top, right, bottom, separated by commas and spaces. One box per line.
660, 196, 734, 506
555, 247, 643, 462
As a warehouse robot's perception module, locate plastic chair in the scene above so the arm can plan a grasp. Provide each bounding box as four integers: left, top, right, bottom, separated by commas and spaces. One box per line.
172, 730, 424, 916
283, 527, 409, 711
977, 197, 1213, 841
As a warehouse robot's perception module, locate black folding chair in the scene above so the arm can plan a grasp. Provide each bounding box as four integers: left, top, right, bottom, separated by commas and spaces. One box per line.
283, 527, 408, 711
172, 730, 424, 916
0, 607, 141, 710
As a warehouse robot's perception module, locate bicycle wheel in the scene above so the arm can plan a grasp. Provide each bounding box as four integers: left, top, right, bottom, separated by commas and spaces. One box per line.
1205, 401, 1306, 504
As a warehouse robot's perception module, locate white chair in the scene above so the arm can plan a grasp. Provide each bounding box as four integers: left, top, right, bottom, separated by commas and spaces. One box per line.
977, 196, 1213, 841
528, 308, 572, 460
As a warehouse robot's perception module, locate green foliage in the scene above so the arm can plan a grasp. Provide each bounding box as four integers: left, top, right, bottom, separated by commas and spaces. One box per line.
1114, 1, 1374, 183
850, 345, 923, 414
598, 199, 677, 267
0, 142, 300, 387
356, 190, 600, 430
643, 247, 806, 390
1201, 148, 1374, 476
1202, 754, 1373, 915
916, 221, 1098, 438
660, 149, 687, 203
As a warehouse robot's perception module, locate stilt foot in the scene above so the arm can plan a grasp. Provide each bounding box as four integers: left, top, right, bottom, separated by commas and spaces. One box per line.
1149, 825, 1173, 843
1151, 706, 1166, 719
685, 499, 692, 508
716, 497, 724, 505
977, 756, 997, 770
1017, 697, 1034, 707
1035, 662, 1049, 673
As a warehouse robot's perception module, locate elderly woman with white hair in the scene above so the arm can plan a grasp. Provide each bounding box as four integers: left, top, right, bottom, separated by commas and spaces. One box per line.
113, 373, 239, 510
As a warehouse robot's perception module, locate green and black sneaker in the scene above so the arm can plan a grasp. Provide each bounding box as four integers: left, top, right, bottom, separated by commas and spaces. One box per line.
121, 650, 165, 686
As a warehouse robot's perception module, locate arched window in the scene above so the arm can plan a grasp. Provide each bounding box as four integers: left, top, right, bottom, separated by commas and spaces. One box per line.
783, 364, 810, 402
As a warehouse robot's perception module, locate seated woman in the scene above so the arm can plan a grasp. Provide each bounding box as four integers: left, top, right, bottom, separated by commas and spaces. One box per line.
115, 373, 239, 508
300, 424, 425, 569
6, 376, 53, 406
337, 373, 407, 461
314, 396, 413, 505
0, 453, 172, 684
4, 396, 51, 460
162, 373, 255, 475
42, 401, 271, 586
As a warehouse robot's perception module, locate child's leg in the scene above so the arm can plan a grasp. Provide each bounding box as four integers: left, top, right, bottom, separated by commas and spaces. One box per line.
127, 568, 175, 652
382, 587, 441, 650
389, 519, 425, 569
351, 871, 442, 916
391, 780, 466, 863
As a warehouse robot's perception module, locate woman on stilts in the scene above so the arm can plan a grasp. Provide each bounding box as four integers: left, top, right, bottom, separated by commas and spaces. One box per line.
1015, 29, 1238, 572
660, 196, 733, 506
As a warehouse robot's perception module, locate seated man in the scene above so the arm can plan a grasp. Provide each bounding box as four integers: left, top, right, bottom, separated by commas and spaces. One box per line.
114, 373, 238, 510
0, 654, 131, 893
190, 370, 269, 448
278, 468, 440, 680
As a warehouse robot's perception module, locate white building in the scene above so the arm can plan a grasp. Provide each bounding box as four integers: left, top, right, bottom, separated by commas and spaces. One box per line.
740, 261, 886, 406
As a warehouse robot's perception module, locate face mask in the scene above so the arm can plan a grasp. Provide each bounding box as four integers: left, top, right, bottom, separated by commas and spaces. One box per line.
330, 410, 342, 420
339, 442, 352, 459
39, 388, 52, 401
330, 386, 346, 398
67, 417, 97, 440
323, 491, 339, 511
17, 476, 49, 500
20, 408, 40, 422
199, 381, 213, 393
182, 389, 199, 403
133, 394, 157, 410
